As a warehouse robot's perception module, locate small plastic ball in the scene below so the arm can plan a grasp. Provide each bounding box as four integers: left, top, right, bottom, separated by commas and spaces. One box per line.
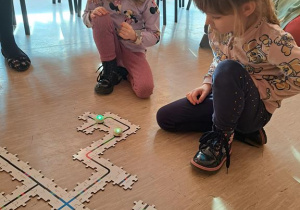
95, 115, 104, 123
113, 128, 123, 137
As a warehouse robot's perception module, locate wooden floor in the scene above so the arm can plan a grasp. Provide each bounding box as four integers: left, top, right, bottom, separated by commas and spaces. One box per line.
1, 1, 300, 209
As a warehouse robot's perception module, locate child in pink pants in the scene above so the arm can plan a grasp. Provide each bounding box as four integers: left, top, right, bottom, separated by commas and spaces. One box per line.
83, 0, 160, 98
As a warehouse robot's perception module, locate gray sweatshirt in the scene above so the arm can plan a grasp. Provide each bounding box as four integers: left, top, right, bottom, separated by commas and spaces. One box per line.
83, 0, 160, 53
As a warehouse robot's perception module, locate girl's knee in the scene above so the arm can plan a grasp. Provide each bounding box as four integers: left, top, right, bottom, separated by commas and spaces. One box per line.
156, 106, 176, 132
92, 15, 111, 28
214, 60, 243, 76
213, 60, 247, 84
133, 83, 154, 99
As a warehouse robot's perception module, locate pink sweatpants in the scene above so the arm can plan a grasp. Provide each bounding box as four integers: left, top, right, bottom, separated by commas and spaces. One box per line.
92, 15, 154, 98
284, 15, 300, 46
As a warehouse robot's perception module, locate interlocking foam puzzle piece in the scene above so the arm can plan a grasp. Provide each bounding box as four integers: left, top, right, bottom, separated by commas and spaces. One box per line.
0, 192, 9, 207
0, 147, 86, 210
133, 200, 157, 210
5, 185, 37, 208
0, 112, 156, 210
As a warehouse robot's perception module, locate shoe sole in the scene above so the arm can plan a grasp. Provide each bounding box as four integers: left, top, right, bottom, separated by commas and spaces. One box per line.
259, 129, 267, 144
95, 87, 113, 95
190, 158, 227, 171
190, 149, 232, 172
234, 128, 267, 146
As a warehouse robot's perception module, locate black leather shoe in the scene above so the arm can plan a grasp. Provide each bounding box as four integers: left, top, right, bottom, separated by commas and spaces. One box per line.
115, 66, 128, 80
95, 77, 114, 95
234, 128, 267, 147
191, 130, 233, 172
94, 59, 122, 95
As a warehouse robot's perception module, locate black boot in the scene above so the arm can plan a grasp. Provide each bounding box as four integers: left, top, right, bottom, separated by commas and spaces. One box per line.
191, 128, 234, 172
115, 66, 128, 80
95, 59, 123, 95
234, 128, 267, 147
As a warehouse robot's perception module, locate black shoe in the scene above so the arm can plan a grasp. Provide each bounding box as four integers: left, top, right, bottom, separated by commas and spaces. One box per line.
191, 130, 233, 172
1, 48, 31, 72
95, 59, 122, 95
234, 128, 267, 147
115, 66, 128, 80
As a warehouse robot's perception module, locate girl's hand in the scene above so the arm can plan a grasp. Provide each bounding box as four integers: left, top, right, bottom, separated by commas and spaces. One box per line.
119, 22, 137, 41
186, 83, 212, 105
90, 7, 109, 19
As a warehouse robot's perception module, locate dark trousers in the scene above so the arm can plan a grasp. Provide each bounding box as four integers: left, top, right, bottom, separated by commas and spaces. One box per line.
156, 60, 272, 133
0, 0, 15, 50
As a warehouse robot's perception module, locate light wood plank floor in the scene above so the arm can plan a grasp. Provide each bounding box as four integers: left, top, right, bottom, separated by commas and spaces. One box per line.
1, 0, 300, 209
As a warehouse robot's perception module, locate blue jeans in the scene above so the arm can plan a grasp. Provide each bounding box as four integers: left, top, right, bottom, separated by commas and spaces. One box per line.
156, 60, 272, 133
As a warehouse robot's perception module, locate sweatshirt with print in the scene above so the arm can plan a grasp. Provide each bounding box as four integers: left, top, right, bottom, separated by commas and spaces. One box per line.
83, 0, 160, 53
204, 18, 300, 114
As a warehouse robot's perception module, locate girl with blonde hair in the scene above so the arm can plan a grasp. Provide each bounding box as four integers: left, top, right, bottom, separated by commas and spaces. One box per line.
157, 0, 300, 172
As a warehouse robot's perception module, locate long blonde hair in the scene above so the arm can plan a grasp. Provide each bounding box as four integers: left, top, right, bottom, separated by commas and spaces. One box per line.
193, 0, 280, 36
89, 0, 146, 5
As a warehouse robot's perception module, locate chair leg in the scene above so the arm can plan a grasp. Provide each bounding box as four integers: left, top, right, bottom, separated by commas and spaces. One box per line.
20, 0, 30, 35
52, 0, 56, 4
58, 0, 61, 3
187, 0, 192, 10
163, 0, 166, 25
68, 0, 74, 15
157, 0, 165, 25
77, 0, 82, 17
73, 0, 78, 13
175, 0, 178, 23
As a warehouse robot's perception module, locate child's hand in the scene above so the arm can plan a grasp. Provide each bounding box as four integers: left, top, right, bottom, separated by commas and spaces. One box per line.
90, 7, 109, 19
119, 22, 137, 41
186, 83, 212, 105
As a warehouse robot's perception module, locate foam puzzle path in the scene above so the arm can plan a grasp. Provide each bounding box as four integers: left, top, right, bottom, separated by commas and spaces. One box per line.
0, 112, 156, 210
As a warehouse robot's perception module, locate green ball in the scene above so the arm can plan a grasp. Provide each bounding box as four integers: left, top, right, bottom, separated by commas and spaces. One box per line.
113, 127, 123, 136
95, 115, 104, 123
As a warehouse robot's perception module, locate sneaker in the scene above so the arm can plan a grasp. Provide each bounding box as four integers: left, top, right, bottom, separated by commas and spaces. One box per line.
95, 59, 123, 95
234, 128, 267, 146
191, 130, 233, 172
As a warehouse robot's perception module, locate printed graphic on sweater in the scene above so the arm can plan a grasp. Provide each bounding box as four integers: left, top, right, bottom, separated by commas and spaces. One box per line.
243, 35, 271, 64
274, 33, 294, 56
150, 0, 159, 14
109, 1, 122, 13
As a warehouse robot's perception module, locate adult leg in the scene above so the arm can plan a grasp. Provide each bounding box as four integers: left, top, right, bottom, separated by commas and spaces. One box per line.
156, 94, 214, 132
0, 0, 30, 71
284, 15, 300, 46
